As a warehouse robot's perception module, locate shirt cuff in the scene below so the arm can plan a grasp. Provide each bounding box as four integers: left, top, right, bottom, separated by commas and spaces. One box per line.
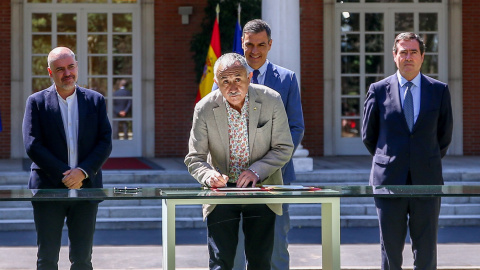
248, 168, 260, 181
77, 167, 88, 180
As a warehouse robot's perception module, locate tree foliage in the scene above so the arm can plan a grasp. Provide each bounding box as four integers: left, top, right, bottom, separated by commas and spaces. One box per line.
190, 0, 261, 82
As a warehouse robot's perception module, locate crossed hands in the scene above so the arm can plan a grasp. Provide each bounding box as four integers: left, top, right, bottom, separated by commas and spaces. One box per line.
62, 168, 86, 189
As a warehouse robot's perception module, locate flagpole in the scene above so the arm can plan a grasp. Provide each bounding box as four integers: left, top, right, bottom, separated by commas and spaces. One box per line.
216, 3, 220, 22
237, 3, 241, 24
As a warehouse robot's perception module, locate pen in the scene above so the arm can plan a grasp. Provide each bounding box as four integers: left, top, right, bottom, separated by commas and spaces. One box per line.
215, 167, 227, 184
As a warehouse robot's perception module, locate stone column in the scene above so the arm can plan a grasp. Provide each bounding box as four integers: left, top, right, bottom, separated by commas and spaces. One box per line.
262, 0, 313, 172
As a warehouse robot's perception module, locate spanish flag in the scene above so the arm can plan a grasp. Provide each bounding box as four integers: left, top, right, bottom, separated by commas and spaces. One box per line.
196, 17, 221, 103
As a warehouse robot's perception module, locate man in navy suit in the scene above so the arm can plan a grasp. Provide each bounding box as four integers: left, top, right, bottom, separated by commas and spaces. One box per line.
23, 47, 112, 270
212, 19, 304, 270
362, 33, 453, 270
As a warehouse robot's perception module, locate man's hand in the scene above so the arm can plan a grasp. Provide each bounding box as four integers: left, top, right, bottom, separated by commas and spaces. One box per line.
236, 170, 260, 188
62, 168, 86, 189
207, 171, 228, 188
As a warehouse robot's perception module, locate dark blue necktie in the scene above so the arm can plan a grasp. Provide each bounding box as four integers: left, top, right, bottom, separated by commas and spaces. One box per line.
403, 81, 414, 131
252, 70, 260, 84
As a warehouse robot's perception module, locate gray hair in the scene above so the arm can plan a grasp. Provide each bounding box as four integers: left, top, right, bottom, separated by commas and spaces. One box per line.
243, 19, 272, 40
214, 53, 249, 80
393, 32, 425, 55
47, 47, 76, 68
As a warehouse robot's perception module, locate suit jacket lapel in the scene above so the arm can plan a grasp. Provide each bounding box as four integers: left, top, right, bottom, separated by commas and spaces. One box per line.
413, 75, 431, 132
76, 87, 86, 146
248, 87, 261, 155
45, 86, 67, 143
212, 92, 230, 164
264, 62, 279, 90
387, 75, 411, 132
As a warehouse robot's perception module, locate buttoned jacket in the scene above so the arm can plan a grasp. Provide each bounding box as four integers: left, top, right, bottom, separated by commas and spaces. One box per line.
362, 73, 453, 186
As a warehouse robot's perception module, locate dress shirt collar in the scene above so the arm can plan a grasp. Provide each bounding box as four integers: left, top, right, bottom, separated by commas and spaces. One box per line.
247, 60, 269, 84
396, 70, 421, 88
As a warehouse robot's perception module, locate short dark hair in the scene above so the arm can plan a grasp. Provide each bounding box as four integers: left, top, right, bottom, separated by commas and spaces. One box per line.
393, 32, 425, 55
243, 19, 272, 40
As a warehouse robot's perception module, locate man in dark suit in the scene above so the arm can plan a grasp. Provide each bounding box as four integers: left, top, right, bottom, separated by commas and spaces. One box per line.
212, 19, 304, 270
23, 47, 112, 270
362, 33, 453, 270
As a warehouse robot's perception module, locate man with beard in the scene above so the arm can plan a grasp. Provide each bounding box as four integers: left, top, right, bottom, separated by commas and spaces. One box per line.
23, 47, 112, 270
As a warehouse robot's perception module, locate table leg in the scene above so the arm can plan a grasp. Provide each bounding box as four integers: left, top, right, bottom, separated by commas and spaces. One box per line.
162, 199, 176, 270
321, 198, 341, 270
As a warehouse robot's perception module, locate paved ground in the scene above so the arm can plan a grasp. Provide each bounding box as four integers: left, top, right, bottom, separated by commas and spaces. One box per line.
2, 243, 480, 270
1, 227, 480, 269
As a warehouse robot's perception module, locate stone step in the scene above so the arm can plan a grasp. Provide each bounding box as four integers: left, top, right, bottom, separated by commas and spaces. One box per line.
0, 171, 198, 186
5, 214, 480, 231
3, 166, 480, 185
4, 202, 480, 220
2, 205, 480, 231
2, 178, 480, 231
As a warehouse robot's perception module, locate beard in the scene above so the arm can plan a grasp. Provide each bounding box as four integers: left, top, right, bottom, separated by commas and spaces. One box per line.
59, 76, 76, 91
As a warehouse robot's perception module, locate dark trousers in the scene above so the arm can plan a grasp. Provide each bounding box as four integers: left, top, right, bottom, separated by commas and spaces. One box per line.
32, 200, 99, 270
206, 204, 276, 270
374, 197, 441, 270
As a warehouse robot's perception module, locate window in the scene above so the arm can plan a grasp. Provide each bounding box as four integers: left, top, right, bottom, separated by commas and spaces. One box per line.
25, 1, 141, 156
334, 0, 446, 154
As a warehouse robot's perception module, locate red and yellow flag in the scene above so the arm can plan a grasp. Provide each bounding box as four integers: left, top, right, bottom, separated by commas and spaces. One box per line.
196, 18, 221, 103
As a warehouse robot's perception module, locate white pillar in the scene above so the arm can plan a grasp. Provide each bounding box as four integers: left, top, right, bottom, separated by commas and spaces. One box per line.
262, 0, 313, 172
262, 0, 301, 86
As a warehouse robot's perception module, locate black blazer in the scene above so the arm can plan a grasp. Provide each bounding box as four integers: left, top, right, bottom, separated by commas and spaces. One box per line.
362, 73, 453, 186
23, 85, 112, 189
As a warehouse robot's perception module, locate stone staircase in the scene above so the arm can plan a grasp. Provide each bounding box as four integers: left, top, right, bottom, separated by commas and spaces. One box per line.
1, 170, 480, 231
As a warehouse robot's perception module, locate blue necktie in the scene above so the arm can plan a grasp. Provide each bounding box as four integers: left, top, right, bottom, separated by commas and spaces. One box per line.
252, 70, 260, 84
403, 81, 414, 131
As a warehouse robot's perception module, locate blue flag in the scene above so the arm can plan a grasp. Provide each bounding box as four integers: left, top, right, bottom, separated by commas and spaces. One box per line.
233, 21, 243, 55
0, 110, 3, 132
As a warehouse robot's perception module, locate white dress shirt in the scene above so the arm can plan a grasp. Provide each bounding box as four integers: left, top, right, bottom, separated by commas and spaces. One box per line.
247, 59, 269, 85
56, 87, 87, 178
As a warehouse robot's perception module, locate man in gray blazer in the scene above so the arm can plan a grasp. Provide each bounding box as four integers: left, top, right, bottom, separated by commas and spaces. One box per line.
212, 20, 304, 270
185, 53, 294, 269
362, 33, 453, 270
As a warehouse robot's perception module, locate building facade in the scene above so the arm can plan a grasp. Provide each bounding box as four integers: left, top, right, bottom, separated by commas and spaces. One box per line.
0, 0, 475, 159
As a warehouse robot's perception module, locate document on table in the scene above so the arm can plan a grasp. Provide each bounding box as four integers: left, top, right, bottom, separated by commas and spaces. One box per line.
262, 185, 340, 192
262, 185, 312, 190
213, 187, 263, 192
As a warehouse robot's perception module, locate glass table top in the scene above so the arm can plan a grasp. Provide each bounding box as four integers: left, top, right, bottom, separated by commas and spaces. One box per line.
1, 185, 480, 201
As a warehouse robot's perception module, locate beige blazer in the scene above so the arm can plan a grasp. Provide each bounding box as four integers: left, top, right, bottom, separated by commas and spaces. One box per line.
185, 84, 294, 219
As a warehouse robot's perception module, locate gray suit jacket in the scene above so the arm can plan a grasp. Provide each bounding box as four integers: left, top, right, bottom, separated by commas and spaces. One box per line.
185, 84, 294, 218
212, 62, 305, 183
